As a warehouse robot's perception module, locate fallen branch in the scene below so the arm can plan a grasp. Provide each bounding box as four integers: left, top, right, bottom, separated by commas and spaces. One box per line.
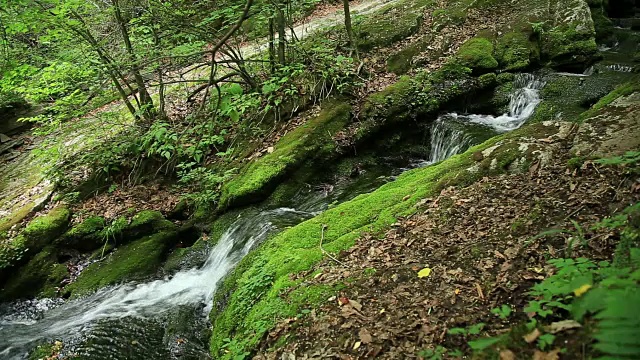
320, 224, 345, 266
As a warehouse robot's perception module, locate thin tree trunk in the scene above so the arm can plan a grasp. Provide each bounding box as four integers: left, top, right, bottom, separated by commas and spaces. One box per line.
276, 4, 286, 65
112, 0, 155, 124
343, 0, 358, 58
268, 17, 276, 73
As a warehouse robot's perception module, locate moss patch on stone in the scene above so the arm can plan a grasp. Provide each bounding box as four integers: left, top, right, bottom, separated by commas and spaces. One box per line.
209, 121, 563, 358
219, 101, 351, 210
494, 31, 539, 71
386, 37, 431, 74
354, 0, 432, 51
21, 206, 71, 253
455, 37, 499, 74
578, 78, 640, 121
0, 246, 67, 300
65, 231, 179, 297
541, 19, 597, 70
56, 215, 105, 251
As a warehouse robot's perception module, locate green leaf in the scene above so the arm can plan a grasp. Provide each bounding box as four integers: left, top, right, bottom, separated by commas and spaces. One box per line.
468, 336, 501, 351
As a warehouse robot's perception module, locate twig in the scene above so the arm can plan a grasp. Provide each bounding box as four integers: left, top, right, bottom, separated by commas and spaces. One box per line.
320, 224, 345, 266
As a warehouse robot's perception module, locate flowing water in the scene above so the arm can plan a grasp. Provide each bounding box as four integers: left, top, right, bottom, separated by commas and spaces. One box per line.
426, 73, 545, 163
0, 73, 546, 359
0, 207, 315, 359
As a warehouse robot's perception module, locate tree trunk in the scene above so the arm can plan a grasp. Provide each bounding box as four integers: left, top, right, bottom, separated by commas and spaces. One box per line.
112, 0, 155, 124
268, 17, 276, 73
343, 0, 358, 58
276, 4, 286, 65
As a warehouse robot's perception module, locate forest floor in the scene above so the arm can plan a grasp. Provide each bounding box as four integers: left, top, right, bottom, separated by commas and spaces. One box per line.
254, 124, 640, 358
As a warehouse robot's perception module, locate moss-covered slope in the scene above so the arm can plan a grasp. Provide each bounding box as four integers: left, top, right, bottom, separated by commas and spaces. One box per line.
209, 119, 568, 358
219, 101, 351, 210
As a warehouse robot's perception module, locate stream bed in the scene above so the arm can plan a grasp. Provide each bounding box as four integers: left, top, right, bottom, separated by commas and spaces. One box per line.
0, 72, 558, 359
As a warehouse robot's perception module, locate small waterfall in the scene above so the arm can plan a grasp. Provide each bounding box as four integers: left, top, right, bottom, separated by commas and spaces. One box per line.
0, 207, 314, 359
425, 73, 544, 164
462, 73, 545, 132
606, 64, 633, 73
428, 116, 473, 163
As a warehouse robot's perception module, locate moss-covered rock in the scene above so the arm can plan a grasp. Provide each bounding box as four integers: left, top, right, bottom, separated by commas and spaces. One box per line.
455, 38, 499, 74
21, 206, 71, 253
590, 7, 614, 42
387, 37, 431, 74
355, 0, 430, 51
431, 7, 467, 31
0, 246, 67, 300
209, 121, 571, 358
494, 31, 539, 71
56, 215, 105, 251
540, 0, 598, 69
219, 101, 351, 210
65, 230, 180, 297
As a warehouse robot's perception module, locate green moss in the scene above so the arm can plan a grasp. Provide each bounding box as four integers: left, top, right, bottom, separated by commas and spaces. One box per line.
355, 0, 430, 51
455, 38, 499, 74
494, 31, 538, 71
56, 215, 105, 251
431, 8, 467, 31
578, 78, 640, 121
541, 25, 598, 68
591, 7, 614, 41
387, 38, 430, 74
219, 101, 351, 209
65, 231, 179, 297
0, 246, 67, 300
22, 206, 71, 252
209, 122, 560, 358
0, 202, 35, 232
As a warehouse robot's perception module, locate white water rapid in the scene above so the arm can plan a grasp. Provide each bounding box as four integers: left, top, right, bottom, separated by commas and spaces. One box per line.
0, 207, 314, 359
427, 73, 545, 163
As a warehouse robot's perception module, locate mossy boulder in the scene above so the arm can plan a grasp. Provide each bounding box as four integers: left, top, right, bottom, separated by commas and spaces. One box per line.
494, 31, 539, 71
65, 230, 180, 297
455, 38, 499, 74
115, 210, 176, 242
55, 215, 105, 251
540, 0, 598, 70
431, 8, 467, 31
0, 246, 68, 300
355, 0, 429, 51
590, 7, 614, 42
219, 101, 351, 210
387, 37, 431, 74
21, 206, 71, 253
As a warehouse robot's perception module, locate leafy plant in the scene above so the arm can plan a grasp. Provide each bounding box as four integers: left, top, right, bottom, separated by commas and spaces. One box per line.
491, 304, 512, 320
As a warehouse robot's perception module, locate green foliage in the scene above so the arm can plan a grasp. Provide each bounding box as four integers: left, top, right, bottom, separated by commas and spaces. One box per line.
177, 165, 236, 210
491, 304, 512, 319
596, 151, 640, 173
0, 235, 27, 270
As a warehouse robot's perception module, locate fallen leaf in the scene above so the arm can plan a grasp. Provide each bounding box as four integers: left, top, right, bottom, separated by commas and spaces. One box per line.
573, 284, 592, 297
532, 349, 560, 360
546, 320, 582, 334
418, 268, 432, 278
499, 349, 515, 360
359, 328, 373, 343
267, 146, 274, 153
523, 328, 541, 343
353, 341, 361, 350
349, 299, 363, 311
454, 288, 461, 295
314, 272, 323, 279
338, 297, 350, 305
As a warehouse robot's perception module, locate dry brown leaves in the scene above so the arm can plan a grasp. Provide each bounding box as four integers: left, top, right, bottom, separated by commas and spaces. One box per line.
256, 134, 639, 359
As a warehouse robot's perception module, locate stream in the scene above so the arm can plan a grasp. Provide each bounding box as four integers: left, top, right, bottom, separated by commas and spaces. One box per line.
0, 73, 545, 359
